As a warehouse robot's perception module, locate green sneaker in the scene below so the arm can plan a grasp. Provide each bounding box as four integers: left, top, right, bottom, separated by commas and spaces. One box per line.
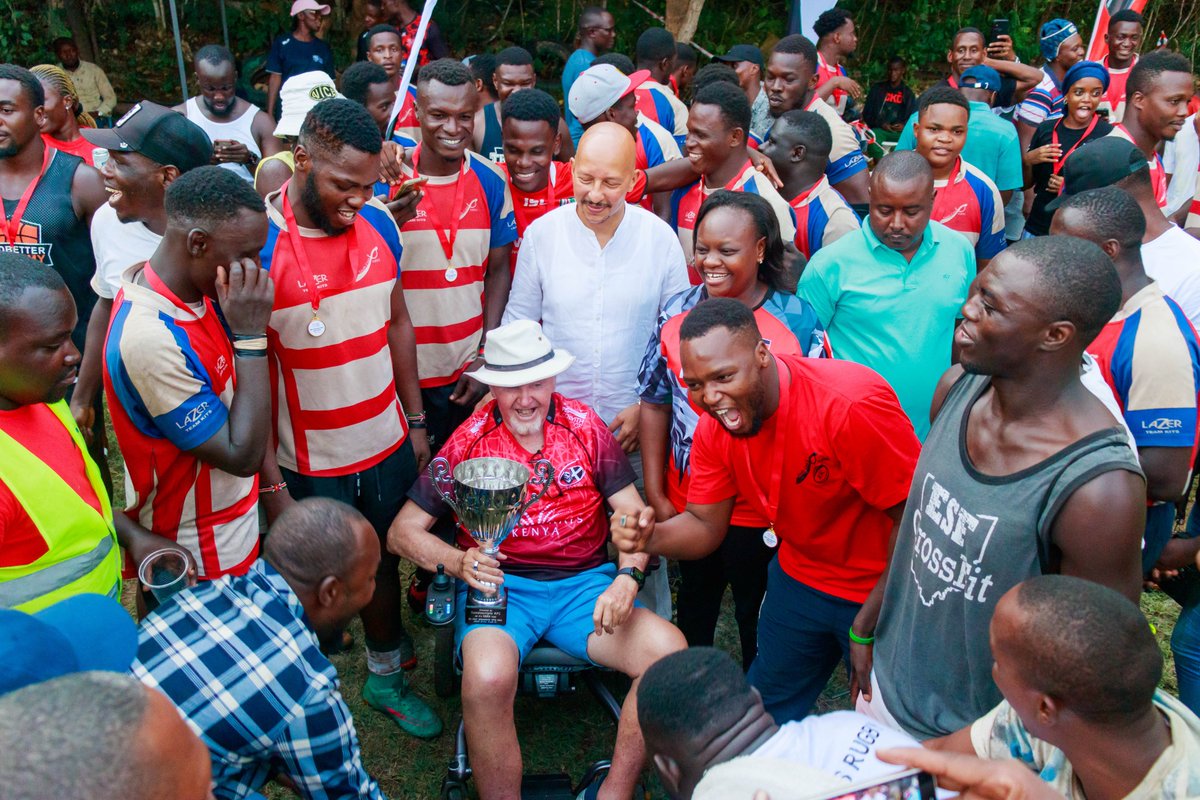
361, 673, 443, 739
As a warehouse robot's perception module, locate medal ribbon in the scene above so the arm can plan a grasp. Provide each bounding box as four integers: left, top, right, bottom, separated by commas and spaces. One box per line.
411, 143, 468, 263
1051, 114, 1100, 177
0, 146, 53, 245
737, 356, 795, 528
280, 180, 360, 318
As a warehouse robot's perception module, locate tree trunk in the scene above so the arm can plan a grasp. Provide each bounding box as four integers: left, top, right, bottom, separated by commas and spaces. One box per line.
665, 0, 706, 44
59, 0, 97, 61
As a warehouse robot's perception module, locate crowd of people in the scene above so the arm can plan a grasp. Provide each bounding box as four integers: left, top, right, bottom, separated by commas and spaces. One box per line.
4, 2, 1200, 799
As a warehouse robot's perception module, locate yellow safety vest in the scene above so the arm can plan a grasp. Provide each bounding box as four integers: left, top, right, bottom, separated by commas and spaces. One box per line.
0, 400, 122, 612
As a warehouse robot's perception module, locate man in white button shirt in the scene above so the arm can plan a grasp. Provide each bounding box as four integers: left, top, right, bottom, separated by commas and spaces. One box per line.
504, 121, 689, 615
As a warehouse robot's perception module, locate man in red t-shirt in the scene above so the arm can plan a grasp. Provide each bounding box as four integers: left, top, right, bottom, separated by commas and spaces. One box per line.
389, 320, 685, 800
612, 298, 920, 723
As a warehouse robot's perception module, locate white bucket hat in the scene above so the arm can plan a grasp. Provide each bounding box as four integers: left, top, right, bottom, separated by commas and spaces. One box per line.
468, 320, 575, 388
274, 71, 342, 138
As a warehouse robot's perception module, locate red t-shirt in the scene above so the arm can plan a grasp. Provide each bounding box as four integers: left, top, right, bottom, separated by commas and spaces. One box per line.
408, 394, 636, 579
0, 403, 104, 567
688, 354, 920, 603
507, 160, 575, 271
42, 133, 97, 166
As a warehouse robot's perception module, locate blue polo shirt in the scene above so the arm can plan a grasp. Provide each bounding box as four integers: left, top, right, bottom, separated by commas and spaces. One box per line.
895, 101, 1024, 192
797, 221, 975, 439
562, 48, 596, 146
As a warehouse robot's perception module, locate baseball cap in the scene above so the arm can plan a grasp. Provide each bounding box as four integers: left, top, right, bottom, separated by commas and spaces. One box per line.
291, 0, 331, 15
568, 64, 651, 124
81, 100, 213, 172
0, 594, 138, 696
1046, 136, 1148, 211
275, 71, 343, 138
960, 65, 1002, 92
714, 44, 764, 69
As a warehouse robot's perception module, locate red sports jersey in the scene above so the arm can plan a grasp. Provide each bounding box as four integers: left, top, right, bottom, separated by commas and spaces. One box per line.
687, 354, 920, 603
408, 394, 637, 578
387, 86, 420, 148
1100, 54, 1136, 124
1112, 124, 1168, 208
506, 160, 575, 272
816, 53, 849, 116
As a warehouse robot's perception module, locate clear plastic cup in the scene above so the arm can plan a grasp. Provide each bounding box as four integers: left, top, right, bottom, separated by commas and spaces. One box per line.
138, 549, 192, 603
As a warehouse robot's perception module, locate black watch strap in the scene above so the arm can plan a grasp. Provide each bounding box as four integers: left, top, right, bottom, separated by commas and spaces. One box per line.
616, 566, 646, 590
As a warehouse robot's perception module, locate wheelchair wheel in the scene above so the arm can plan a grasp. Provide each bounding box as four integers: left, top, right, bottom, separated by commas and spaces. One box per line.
440, 779, 468, 800
434, 625, 461, 698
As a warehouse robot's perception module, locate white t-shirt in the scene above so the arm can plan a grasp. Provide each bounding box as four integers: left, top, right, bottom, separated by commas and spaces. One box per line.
753, 711, 922, 786
89, 202, 163, 300
1142, 225, 1200, 331
1164, 114, 1198, 217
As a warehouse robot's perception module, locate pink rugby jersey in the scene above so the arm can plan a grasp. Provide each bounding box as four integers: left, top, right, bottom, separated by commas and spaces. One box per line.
932, 157, 1006, 262
104, 265, 258, 579
261, 189, 410, 477
396, 146, 518, 388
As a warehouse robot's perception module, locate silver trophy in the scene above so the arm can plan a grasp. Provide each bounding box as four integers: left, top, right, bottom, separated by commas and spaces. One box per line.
431, 456, 553, 625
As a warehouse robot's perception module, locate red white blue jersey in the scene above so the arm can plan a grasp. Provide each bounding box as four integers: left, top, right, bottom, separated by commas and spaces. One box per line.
670, 159, 797, 283
789, 175, 860, 259
104, 266, 259, 578
635, 113, 682, 209
261, 195, 411, 477
388, 85, 420, 148
1087, 282, 1200, 455
635, 79, 689, 145
932, 158, 1006, 261
805, 94, 868, 185
816, 53, 849, 116
638, 285, 829, 525
407, 394, 636, 579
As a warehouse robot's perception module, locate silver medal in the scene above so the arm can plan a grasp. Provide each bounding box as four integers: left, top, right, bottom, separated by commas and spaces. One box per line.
763, 527, 778, 547
307, 317, 326, 337
445, 267, 458, 283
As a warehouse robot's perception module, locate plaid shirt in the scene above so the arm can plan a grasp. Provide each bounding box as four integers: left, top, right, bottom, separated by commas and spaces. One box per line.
132, 560, 384, 800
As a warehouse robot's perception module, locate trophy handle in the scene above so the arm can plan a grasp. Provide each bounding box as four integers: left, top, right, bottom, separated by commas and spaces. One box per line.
429, 457, 459, 513
517, 458, 554, 516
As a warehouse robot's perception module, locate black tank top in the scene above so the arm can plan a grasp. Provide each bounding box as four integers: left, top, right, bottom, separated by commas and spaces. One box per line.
481, 102, 504, 164
1, 149, 96, 348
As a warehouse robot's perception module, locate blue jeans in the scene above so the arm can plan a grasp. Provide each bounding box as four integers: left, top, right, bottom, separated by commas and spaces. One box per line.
1168, 500, 1200, 713
747, 558, 861, 723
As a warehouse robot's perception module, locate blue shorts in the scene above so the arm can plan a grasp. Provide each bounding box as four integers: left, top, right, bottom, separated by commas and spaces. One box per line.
454, 562, 633, 666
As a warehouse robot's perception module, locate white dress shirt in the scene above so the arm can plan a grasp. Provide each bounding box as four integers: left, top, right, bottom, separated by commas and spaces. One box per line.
504, 202, 689, 423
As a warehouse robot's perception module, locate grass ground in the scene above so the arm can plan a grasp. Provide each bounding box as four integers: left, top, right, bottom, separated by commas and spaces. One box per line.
103, 418, 1184, 799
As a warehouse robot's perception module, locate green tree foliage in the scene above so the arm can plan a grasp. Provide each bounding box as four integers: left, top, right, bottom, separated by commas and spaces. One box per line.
1, 0, 1196, 103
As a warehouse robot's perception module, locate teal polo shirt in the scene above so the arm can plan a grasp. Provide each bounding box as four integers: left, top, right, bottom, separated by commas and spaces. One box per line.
798, 220, 975, 440
895, 101, 1023, 192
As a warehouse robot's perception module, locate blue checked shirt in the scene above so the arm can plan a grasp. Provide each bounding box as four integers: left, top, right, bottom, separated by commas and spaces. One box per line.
132, 560, 385, 800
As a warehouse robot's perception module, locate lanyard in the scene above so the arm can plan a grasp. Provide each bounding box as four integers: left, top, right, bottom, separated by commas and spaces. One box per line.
0, 146, 53, 245
411, 143, 468, 263
947, 75, 959, 89
1051, 115, 1100, 176
141, 262, 231, 367
737, 356, 794, 529
280, 181, 359, 335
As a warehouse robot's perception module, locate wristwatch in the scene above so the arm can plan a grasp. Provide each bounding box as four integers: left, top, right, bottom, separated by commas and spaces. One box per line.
616, 566, 646, 590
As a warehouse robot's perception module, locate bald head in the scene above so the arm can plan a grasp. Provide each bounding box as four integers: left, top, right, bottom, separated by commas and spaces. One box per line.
574, 122, 636, 231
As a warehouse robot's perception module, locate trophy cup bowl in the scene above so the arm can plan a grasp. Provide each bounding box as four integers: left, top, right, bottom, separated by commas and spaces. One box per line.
431, 456, 553, 624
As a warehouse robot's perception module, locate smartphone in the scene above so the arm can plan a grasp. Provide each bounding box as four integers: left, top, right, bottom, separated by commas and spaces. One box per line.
394, 176, 429, 197
806, 768, 937, 800
989, 18, 1010, 44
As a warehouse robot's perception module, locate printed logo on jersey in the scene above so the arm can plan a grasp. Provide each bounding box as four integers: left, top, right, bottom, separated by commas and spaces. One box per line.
178, 400, 214, 432
0, 220, 53, 265
907, 472, 999, 607
939, 203, 970, 224
356, 246, 380, 282
1142, 417, 1184, 433
459, 198, 480, 220
558, 463, 586, 486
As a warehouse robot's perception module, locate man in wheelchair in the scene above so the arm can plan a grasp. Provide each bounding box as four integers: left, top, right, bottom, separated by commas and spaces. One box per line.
389, 320, 687, 800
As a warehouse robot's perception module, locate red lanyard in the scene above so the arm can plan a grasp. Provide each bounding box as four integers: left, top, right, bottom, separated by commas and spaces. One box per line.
737, 356, 794, 527
280, 181, 359, 319
1051, 115, 1101, 176
141, 262, 231, 367
947, 75, 959, 89
0, 146, 53, 245
411, 144, 468, 262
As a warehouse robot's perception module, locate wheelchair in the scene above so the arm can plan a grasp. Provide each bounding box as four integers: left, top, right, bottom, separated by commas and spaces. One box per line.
431, 620, 626, 800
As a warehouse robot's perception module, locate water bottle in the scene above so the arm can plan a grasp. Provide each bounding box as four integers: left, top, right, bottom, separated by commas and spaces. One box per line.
425, 563, 455, 626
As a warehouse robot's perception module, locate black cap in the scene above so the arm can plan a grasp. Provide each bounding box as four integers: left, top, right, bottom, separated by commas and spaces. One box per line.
81, 101, 213, 173
714, 44, 764, 69
1046, 136, 1148, 211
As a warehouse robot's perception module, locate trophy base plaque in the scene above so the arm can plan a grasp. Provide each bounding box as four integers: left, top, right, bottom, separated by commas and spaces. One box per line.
464, 593, 507, 626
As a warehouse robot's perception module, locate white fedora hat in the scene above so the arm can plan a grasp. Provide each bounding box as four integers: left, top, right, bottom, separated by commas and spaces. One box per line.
468, 320, 575, 388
